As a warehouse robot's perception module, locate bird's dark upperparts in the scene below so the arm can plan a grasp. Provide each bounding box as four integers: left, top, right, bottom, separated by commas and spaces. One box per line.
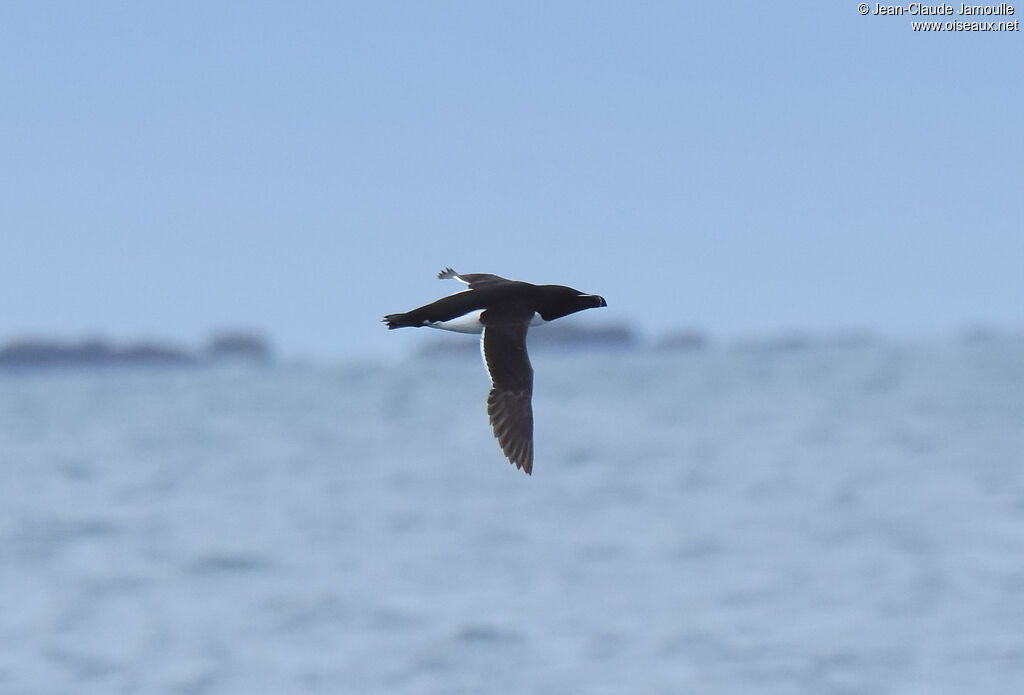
383, 267, 607, 475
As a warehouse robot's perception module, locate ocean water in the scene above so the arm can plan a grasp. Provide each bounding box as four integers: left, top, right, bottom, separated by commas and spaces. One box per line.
1, 339, 1022, 694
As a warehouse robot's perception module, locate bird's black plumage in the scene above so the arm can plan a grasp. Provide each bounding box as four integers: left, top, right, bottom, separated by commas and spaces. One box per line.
384, 267, 607, 474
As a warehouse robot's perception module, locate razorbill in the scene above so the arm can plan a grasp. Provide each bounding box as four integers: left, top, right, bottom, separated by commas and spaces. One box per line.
383, 267, 607, 475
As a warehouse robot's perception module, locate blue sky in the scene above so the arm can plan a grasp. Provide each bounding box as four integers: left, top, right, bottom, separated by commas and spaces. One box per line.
2, 2, 1021, 359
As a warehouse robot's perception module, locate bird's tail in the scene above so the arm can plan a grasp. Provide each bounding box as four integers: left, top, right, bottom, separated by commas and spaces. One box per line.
382, 312, 418, 330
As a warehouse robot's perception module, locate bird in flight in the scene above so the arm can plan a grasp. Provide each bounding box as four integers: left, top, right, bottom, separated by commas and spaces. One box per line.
384, 268, 607, 475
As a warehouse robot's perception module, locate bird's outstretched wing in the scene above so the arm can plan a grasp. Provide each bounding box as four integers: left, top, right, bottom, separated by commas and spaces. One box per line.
438, 267, 510, 290
481, 321, 534, 474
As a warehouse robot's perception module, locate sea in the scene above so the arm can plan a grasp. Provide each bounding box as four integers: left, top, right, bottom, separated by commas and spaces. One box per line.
1, 337, 1022, 694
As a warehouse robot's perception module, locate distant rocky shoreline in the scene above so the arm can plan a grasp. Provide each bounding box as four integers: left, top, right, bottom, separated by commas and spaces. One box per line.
0, 332, 271, 368
1, 323, 1013, 369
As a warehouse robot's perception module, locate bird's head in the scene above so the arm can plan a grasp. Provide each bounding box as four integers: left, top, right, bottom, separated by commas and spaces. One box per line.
537, 285, 607, 321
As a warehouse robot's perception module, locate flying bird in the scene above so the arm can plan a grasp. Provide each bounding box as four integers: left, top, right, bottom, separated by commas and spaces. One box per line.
383, 268, 607, 475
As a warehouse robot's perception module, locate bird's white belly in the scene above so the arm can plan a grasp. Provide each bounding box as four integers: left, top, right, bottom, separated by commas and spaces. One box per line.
429, 311, 547, 334
430, 310, 485, 334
